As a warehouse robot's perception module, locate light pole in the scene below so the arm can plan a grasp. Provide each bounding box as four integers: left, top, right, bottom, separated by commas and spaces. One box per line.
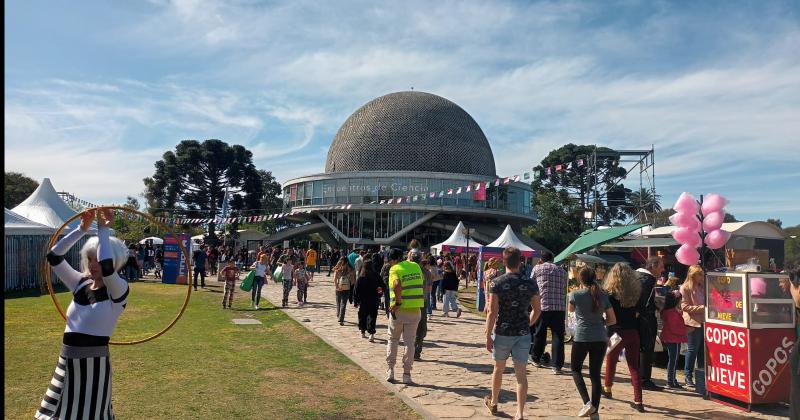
462, 224, 470, 284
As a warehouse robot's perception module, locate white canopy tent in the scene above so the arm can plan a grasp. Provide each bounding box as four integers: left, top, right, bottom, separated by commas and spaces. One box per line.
5, 208, 55, 236
431, 221, 484, 255
11, 178, 82, 230
485, 224, 536, 252
139, 236, 164, 245
5, 209, 57, 291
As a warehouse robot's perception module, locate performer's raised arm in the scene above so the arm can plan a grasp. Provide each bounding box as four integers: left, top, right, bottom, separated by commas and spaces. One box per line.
97, 209, 129, 304
46, 210, 94, 292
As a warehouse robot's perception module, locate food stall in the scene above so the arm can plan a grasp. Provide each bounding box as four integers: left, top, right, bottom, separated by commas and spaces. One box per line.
705, 271, 794, 411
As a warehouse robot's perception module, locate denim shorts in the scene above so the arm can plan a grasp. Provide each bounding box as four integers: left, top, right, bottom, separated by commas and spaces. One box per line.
492, 333, 532, 364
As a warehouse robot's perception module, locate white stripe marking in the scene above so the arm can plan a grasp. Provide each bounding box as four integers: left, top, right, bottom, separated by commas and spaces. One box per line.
70, 358, 81, 420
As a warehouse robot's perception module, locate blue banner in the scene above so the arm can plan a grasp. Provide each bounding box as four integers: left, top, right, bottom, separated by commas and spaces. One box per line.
162, 233, 189, 285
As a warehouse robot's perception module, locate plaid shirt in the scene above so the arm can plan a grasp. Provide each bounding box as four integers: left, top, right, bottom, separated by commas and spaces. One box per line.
530, 262, 567, 311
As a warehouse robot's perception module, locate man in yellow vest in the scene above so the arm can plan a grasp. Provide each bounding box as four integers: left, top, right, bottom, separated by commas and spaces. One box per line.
386, 248, 424, 384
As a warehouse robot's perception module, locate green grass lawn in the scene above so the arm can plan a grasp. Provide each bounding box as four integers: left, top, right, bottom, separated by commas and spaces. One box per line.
5, 282, 419, 419
458, 286, 485, 318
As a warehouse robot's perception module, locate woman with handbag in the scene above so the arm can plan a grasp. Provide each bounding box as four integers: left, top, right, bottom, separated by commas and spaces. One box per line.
333, 257, 355, 325
601, 263, 644, 412
680, 265, 706, 388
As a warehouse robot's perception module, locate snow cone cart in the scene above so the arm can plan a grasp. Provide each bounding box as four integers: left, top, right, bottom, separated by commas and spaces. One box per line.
705, 271, 794, 411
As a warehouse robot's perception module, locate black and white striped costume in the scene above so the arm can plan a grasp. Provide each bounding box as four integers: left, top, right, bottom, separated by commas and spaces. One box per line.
36, 226, 128, 420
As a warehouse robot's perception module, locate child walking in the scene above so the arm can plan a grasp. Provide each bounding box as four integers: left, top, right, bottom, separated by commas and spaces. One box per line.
294, 262, 311, 305
661, 290, 688, 389
280, 256, 295, 307
219, 260, 240, 309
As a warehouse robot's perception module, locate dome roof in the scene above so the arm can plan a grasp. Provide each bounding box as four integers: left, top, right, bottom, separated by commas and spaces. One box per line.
325, 91, 496, 176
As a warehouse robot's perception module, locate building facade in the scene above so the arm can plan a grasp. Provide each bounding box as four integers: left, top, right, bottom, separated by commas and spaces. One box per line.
270, 91, 540, 249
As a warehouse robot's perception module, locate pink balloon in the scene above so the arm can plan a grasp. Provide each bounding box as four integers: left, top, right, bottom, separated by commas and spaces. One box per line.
701, 193, 728, 216
670, 212, 701, 232
704, 229, 731, 249
673, 192, 699, 214
702, 210, 725, 232
673, 227, 700, 246
675, 244, 700, 266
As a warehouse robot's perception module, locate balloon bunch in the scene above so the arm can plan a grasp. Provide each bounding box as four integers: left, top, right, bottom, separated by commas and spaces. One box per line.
669, 192, 731, 266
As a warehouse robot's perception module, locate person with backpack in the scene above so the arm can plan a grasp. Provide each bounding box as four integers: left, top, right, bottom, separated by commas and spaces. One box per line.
636, 256, 665, 391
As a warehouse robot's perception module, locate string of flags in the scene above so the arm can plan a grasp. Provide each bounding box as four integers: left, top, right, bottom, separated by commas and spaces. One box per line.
541, 158, 585, 177
106, 164, 592, 226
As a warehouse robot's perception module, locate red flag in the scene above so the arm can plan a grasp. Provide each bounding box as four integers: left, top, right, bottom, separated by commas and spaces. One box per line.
556, 164, 562, 171
503, 177, 510, 184
473, 182, 486, 201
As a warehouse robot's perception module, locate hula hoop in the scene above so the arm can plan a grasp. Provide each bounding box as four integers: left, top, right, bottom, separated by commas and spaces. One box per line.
44, 206, 193, 345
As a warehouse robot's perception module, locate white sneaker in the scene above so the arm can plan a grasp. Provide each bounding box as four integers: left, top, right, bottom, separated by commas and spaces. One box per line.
255, 304, 259, 310
369, 333, 375, 342
386, 368, 395, 383
578, 402, 596, 417
401, 373, 412, 384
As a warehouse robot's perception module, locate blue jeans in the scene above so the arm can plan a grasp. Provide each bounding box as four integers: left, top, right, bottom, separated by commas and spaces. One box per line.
665, 343, 680, 384
685, 324, 705, 380
442, 290, 459, 315
425, 292, 433, 315
429, 281, 441, 310
251, 276, 264, 305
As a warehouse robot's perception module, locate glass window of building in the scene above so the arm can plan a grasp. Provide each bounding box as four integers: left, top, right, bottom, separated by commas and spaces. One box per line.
323, 180, 336, 204
442, 180, 456, 207
312, 181, 323, 205
349, 178, 364, 204
363, 178, 379, 204
303, 182, 313, 206
336, 178, 349, 204
362, 211, 374, 239
427, 179, 442, 205
377, 178, 393, 202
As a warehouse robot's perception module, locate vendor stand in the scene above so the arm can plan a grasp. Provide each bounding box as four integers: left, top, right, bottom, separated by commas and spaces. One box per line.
705, 271, 794, 411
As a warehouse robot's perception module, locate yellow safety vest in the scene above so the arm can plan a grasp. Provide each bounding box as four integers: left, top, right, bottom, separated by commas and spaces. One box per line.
389, 261, 425, 310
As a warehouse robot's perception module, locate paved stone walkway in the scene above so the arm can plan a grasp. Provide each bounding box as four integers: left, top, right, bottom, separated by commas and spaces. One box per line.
253, 274, 787, 419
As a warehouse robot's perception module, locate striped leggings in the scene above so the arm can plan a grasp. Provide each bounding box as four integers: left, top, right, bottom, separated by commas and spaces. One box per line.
36, 355, 114, 419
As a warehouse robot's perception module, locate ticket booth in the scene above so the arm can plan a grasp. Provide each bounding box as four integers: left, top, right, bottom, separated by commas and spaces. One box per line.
705, 271, 794, 411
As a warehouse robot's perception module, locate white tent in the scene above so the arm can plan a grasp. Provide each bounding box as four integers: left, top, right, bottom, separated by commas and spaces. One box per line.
5, 208, 55, 236
139, 236, 164, 245
5, 209, 57, 291
11, 178, 81, 230
431, 221, 484, 254
485, 225, 535, 252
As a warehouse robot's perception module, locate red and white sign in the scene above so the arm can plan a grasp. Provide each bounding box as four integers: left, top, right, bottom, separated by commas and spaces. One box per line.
749, 329, 794, 404
706, 324, 750, 402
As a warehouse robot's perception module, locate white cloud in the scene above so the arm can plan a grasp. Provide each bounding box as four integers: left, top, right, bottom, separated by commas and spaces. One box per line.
6, 0, 800, 223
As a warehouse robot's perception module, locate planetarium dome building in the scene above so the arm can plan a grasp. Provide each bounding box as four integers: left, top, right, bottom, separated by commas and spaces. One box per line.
271, 91, 540, 249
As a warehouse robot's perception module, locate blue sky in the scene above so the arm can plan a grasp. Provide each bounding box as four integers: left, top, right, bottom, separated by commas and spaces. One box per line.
5, 0, 800, 226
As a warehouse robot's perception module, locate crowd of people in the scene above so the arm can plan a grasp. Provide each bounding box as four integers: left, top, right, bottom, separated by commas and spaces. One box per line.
37, 215, 800, 419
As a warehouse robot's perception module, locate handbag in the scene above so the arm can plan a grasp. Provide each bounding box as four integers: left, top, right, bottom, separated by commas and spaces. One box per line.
273, 266, 283, 283
606, 332, 622, 354
240, 270, 256, 291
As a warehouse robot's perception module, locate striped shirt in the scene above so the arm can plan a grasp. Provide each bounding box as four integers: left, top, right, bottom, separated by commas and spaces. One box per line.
530, 262, 567, 312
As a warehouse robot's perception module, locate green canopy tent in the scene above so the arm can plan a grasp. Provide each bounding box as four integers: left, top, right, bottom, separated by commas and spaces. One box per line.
554, 224, 649, 263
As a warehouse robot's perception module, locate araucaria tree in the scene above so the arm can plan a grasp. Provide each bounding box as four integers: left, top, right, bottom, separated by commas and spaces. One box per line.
143, 139, 279, 218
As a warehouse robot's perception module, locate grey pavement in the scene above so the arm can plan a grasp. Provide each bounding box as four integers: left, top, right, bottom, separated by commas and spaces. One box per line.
248, 273, 788, 419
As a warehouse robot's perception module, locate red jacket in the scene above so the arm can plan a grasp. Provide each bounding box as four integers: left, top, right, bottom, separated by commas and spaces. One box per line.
661, 308, 688, 344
